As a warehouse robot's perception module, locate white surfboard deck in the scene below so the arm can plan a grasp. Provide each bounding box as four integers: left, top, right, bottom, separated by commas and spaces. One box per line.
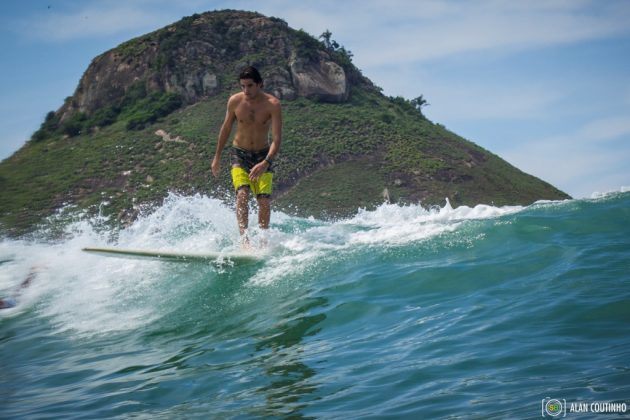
82, 247, 263, 264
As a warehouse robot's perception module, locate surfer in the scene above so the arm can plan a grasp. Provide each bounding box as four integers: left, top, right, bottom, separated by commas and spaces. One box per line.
211, 66, 282, 247
0, 267, 39, 309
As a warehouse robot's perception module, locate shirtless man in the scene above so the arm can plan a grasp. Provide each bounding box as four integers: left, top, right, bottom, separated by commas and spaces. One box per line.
211, 66, 282, 245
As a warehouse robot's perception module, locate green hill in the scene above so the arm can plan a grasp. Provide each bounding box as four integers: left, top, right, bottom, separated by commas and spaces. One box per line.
0, 10, 569, 236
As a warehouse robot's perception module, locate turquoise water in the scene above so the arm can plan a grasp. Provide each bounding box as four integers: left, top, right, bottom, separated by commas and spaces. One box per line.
1, 191, 629, 418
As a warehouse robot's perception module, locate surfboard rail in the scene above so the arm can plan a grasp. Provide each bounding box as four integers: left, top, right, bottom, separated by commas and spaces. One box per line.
82, 247, 263, 264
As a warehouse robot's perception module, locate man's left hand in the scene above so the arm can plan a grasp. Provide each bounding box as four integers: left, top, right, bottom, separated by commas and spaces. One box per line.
249, 160, 269, 181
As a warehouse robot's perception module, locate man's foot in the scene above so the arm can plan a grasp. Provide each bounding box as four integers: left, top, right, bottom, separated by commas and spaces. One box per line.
257, 229, 269, 249
240, 233, 251, 250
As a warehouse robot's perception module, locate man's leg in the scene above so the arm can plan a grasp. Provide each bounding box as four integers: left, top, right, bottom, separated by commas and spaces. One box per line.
257, 195, 271, 229
257, 195, 271, 248
236, 186, 250, 240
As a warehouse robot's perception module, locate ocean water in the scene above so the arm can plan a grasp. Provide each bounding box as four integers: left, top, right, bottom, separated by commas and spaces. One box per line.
1, 191, 629, 419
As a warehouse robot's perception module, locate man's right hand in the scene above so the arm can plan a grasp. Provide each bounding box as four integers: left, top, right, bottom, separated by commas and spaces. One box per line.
211, 156, 220, 178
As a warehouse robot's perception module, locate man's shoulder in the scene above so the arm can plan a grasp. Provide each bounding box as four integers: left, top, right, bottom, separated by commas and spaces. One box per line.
228, 92, 245, 104
264, 93, 281, 107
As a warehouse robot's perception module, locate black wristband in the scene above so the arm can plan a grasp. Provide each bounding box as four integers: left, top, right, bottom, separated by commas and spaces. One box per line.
264, 157, 273, 165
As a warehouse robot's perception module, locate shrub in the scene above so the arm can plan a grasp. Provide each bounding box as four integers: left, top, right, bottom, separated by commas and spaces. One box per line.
61, 112, 88, 136
32, 111, 60, 142
292, 29, 321, 61
88, 106, 120, 128
124, 92, 183, 130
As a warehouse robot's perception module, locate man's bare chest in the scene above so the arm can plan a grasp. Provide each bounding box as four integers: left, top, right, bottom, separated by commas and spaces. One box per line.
235, 103, 271, 125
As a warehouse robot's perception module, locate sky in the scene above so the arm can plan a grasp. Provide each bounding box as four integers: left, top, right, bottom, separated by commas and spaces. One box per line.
1, 0, 629, 198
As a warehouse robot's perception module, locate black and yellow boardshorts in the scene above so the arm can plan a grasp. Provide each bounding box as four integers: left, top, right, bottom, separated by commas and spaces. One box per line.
231, 146, 273, 197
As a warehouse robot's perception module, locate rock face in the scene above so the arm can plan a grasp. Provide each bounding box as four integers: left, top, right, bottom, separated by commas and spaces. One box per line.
59, 10, 360, 122
290, 54, 349, 102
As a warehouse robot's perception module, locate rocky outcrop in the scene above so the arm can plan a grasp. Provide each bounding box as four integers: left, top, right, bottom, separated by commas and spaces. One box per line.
290, 54, 348, 102
59, 10, 356, 122
154, 129, 186, 143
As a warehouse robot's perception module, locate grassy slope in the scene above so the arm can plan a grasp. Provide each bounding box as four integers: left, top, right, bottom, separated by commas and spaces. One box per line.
275, 88, 568, 215
0, 85, 569, 235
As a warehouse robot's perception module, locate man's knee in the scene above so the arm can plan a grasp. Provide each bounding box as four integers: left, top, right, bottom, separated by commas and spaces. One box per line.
236, 186, 250, 200
257, 194, 271, 206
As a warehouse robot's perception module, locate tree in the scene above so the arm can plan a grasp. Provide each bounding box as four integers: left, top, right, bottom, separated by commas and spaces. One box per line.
411, 95, 429, 116
320, 29, 333, 50
319, 30, 353, 67
319, 30, 342, 52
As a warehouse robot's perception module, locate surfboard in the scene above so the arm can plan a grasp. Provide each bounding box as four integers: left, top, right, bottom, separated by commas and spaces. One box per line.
82, 247, 263, 264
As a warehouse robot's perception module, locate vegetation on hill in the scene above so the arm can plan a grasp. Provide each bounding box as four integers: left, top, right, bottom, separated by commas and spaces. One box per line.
32, 83, 183, 140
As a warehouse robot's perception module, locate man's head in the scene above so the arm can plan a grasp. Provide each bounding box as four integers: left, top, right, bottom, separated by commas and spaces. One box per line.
239, 66, 263, 98
0, 298, 16, 309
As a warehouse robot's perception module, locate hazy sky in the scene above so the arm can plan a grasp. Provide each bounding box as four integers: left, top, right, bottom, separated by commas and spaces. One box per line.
1, 0, 629, 198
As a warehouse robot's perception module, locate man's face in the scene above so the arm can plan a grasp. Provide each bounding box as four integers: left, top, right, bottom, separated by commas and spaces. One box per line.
240, 78, 261, 99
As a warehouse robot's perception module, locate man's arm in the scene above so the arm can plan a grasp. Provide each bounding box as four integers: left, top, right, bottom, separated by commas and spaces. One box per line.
267, 98, 282, 160
212, 96, 237, 177
249, 99, 282, 181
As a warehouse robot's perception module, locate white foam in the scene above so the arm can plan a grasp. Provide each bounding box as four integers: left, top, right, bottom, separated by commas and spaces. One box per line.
339, 199, 522, 247
116, 193, 241, 251
1, 194, 526, 333
248, 199, 523, 285
590, 186, 630, 199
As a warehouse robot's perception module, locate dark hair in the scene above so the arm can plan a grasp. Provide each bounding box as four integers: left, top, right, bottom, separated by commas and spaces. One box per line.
239, 66, 263, 84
